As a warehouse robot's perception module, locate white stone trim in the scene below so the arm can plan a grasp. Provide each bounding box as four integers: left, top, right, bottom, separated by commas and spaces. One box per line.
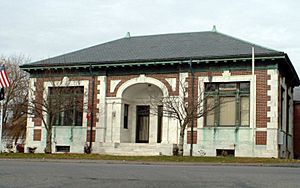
222, 70, 231, 78
105, 98, 122, 143
279, 77, 287, 147
25, 78, 37, 149
116, 75, 169, 98
179, 73, 188, 98
110, 80, 121, 93
165, 78, 177, 92
96, 76, 107, 128
27, 78, 37, 128
267, 69, 279, 129
43, 79, 89, 128
179, 72, 189, 143
198, 74, 256, 129
96, 76, 107, 142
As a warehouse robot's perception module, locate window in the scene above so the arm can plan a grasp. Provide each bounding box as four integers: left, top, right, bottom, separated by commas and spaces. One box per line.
216, 149, 235, 157
124, 104, 129, 129
219, 96, 236, 126
204, 82, 250, 127
49, 86, 84, 126
56, 146, 70, 152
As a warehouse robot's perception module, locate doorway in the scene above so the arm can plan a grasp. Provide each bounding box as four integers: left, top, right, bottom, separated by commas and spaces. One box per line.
136, 106, 150, 143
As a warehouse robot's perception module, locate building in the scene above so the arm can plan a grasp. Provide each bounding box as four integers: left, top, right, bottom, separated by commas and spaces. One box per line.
20, 30, 299, 158
293, 87, 300, 159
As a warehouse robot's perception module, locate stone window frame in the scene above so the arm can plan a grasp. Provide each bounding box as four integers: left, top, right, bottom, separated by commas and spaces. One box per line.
43, 79, 89, 128
49, 86, 84, 127
204, 82, 250, 127
198, 74, 256, 129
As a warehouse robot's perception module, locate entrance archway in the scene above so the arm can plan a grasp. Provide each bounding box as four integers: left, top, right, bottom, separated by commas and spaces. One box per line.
121, 83, 163, 143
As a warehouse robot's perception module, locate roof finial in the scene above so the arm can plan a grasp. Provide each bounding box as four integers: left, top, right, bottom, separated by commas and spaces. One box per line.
212, 25, 217, 32
125, 32, 131, 38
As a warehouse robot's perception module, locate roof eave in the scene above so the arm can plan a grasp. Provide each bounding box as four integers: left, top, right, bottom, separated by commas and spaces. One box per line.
283, 54, 300, 87
20, 53, 285, 71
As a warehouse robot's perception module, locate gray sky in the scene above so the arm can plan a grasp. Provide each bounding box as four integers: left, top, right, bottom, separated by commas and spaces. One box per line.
1, 0, 300, 74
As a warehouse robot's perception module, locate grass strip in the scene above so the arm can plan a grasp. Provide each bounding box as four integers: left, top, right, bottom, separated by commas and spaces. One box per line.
0, 153, 299, 164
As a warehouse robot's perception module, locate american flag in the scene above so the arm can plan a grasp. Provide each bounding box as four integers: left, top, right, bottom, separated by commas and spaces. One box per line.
0, 65, 10, 88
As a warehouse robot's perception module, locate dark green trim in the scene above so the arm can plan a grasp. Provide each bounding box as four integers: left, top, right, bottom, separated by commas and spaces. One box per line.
21, 56, 284, 72
192, 64, 278, 72
28, 62, 278, 78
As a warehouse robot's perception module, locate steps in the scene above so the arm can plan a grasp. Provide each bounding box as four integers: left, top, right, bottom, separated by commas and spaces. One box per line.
94, 143, 174, 156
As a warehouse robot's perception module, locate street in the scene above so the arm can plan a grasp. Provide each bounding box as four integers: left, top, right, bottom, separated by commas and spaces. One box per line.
0, 159, 299, 188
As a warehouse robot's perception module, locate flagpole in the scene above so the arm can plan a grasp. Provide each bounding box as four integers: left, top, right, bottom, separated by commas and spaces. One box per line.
251, 46, 255, 157
252, 47, 255, 76
0, 100, 3, 153
0, 64, 9, 153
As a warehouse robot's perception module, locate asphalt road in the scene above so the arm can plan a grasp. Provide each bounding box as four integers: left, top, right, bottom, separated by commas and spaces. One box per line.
0, 159, 299, 188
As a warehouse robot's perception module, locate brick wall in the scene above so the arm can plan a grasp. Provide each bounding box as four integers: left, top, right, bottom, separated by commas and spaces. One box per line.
32, 78, 44, 127
255, 70, 269, 128
187, 131, 197, 144
111, 69, 272, 145
30, 68, 273, 146
31, 76, 100, 142
294, 103, 300, 158
33, 129, 41, 141
86, 130, 96, 142
195, 70, 271, 145
256, 131, 267, 145
195, 70, 270, 129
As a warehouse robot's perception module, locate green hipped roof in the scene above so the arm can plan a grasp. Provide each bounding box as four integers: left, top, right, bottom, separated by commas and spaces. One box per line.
21, 31, 299, 86
23, 31, 284, 67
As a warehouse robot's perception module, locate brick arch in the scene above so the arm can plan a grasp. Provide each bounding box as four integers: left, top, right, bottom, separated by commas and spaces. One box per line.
116, 75, 169, 98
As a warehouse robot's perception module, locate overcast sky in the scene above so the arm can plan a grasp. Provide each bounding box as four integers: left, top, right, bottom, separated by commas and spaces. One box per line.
1, 0, 300, 74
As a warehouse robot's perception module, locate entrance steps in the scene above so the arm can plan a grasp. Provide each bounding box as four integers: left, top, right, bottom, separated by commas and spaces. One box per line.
93, 143, 174, 156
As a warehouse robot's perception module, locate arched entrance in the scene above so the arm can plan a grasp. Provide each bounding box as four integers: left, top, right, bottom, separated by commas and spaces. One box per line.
121, 83, 163, 143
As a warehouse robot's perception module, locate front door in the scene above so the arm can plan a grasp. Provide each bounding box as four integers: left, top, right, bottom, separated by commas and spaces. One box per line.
136, 105, 150, 143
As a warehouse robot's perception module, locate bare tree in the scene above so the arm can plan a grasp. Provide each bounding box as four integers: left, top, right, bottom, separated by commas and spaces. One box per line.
0, 55, 30, 146
25, 73, 86, 153
149, 79, 218, 156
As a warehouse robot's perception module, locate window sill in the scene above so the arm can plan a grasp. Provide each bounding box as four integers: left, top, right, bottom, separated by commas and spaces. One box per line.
201, 126, 251, 129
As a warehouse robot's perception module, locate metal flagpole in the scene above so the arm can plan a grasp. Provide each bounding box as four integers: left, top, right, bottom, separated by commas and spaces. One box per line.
252, 47, 255, 76
251, 46, 256, 156
0, 100, 3, 153
0, 63, 9, 153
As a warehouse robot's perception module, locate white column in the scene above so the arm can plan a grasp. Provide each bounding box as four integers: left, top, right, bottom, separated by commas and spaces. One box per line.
149, 107, 158, 144
112, 99, 122, 143
106, 99, 115, 143
96, 76, 107, 143
130, 104, 137, 143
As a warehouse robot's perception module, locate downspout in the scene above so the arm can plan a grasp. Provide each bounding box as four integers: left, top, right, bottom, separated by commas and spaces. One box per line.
189, 59, 195, 156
